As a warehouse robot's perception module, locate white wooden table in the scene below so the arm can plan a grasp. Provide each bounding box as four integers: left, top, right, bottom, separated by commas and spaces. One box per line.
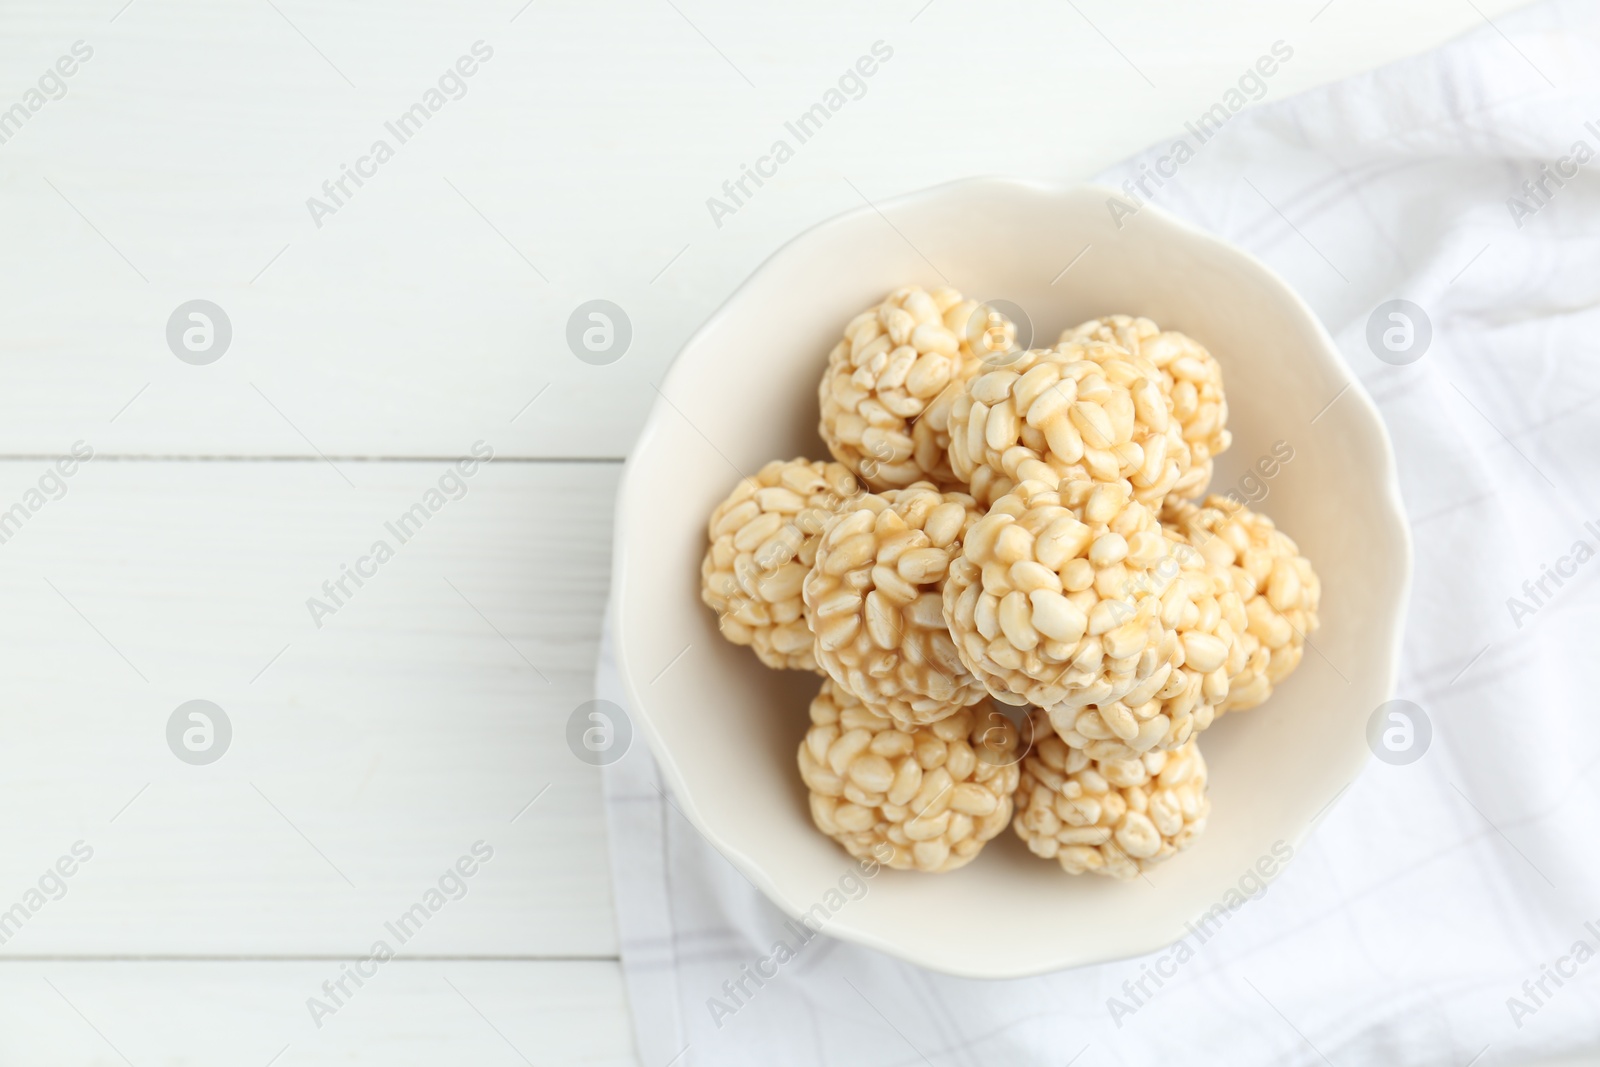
0, 1, 1531, 1062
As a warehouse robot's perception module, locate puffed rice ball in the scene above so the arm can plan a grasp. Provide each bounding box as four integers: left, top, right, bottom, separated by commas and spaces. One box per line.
701, 458, 860, 671
1013, 711, 1209, 879
818, 285, 1016, 491
799, 679, 1021, 873
1061, 316, 1230, 500
804, 483, 988, 727
946, 341, 1196, 508
1041, 523, 1238, 760
943, 477, 1196, 713
1163, 496, 1321, 713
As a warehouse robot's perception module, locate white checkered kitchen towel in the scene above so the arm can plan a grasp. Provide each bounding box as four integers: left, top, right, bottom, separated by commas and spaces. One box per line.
598, 3, 1600, 1063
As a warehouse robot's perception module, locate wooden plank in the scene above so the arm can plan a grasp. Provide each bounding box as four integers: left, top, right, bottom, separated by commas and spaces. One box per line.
0, 0, 1522, 458
0, 960, 636, 1066
0, 459, 621, 956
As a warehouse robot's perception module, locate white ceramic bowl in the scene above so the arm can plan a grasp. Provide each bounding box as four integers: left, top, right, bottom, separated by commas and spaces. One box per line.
612, 178, 1411, 978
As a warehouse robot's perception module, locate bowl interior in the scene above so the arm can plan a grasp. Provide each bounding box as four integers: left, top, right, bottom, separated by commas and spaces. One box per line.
614, 178, 1409, 977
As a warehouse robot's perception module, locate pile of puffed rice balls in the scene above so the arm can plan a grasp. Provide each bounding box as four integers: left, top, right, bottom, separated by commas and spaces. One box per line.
700, 286, 1320, 879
